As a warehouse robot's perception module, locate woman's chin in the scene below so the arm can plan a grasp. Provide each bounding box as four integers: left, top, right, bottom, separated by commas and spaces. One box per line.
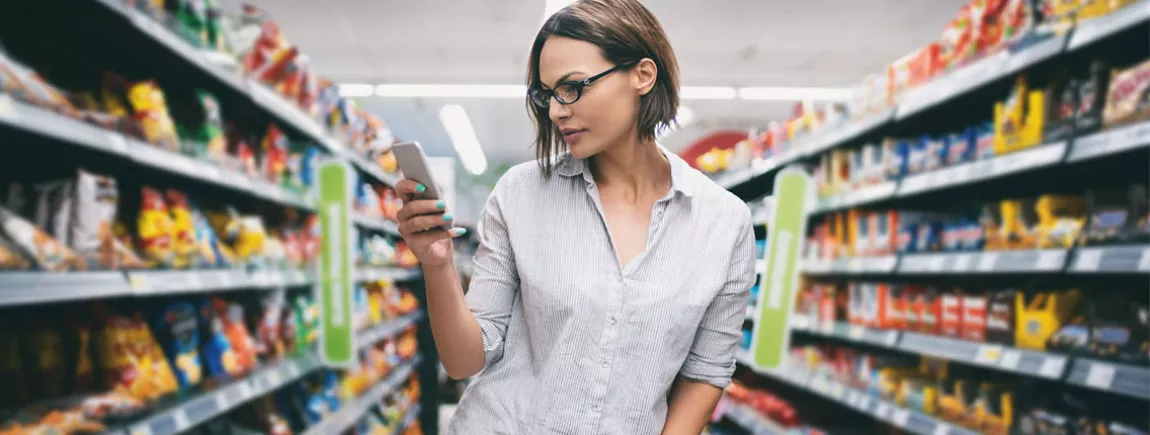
567, 142, 600, 160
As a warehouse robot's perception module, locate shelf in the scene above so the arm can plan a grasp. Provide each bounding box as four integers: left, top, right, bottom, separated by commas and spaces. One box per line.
301, 357, 420, 435
90, 0, 402, 188
1068, 245, 1150, 273
0, 95, 316, 211
802, 110, 896, 158
358, 312, 423, 349
119, 315, 420, 435
1066, 121, 1150, 163
720, 400, 788, 435
394, 404, 421, 435
897, 141, 1068, 197
736, 352, 981, 435
353, 213, 401, 236
792, 316, 901, 348
897, 249, 1069, 274
898, 333, 1069, 380
895, 33, 1067, 120
356, 267, 423, 282
816, 180, 898, 213
803, 256, 899, 275
1066, 0, 1150, 50
0, 268, 314, 307
1065, 357, 1150, 400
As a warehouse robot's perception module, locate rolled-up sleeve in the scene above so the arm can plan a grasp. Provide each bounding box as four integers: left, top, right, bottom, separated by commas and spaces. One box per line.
678, 211, 756, 388
465, 182, 519, 368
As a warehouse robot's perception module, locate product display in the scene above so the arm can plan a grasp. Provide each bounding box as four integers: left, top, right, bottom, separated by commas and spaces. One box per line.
0, 1, 432, 434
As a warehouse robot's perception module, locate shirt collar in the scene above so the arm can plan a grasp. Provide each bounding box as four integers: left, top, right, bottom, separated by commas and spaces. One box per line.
554, 145, 696, 198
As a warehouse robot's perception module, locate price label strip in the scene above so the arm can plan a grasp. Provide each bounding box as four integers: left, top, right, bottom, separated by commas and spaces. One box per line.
1085, 362, 1117, 390
998, 349, 1022, 370
1075, 249, 1104, 272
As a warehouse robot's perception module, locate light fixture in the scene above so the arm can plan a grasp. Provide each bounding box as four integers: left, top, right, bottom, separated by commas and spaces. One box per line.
438, 104, 488, 175
338, 83, 374, 97
736, 87, 853, 101
679, 86, 738, 100
659, 106, 695, 140
376, 84, 526, 98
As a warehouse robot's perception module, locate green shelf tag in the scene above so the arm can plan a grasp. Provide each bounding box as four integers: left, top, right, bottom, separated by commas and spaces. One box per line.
318, 160, 355, 366
752, 167, 812, 369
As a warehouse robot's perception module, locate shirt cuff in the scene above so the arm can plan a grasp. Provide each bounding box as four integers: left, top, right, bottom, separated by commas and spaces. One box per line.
477, 317, 507, 367
678, 354, 736, 388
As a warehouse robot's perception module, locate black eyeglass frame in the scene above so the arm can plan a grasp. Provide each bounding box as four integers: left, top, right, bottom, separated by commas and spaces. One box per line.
529, 61, 637, 109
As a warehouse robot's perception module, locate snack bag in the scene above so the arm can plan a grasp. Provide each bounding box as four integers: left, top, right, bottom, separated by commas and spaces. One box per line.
261, 124, 289, 183
256, 292, 286, 360
215, 298, 257, 374
0, 234, 31, 269
127, 80, 181, 151
73, 170, 143, 270
154, 302, 203, 389
97, 312, 177, 401
264, 235, 287, 269
294, 296, 319, 345
1102, 59, 1150, 129
281, 304, 299, 356
189, 199, 231, 268
280, 228, 303, 269
0, 205, 80, 271
23, 323, 66, 401
199, 299, 242, 378
137, 187, 176, 268
165, 190, 199, 269
236, 216, 269, 265
194, 90, 228, 163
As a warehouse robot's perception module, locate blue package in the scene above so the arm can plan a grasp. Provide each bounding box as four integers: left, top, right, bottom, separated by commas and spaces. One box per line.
322, 371, 342, 412
942, 222, 962, 252
924, 136, 948, 172
915, 220, 942, 253
907, 137, 928, 175
898, 222, 918, 254
755, 239, 767, 259
740, 330, 752, 350
300, 146, 322, 188
886, 139, 911, 179
155, 302, 202, 389
974, 121, 995, 160
749, 284, 760, 303
961, 220, 984, 251
947, 129, 974, 166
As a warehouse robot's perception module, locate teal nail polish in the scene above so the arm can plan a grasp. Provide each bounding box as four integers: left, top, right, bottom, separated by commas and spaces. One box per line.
443, 214, 454, 222
435, 200, 446, 209
415, 184, 426, 193
452, 228, 468, 236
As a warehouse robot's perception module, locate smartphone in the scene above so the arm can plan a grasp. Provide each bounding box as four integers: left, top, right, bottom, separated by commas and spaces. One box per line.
390, 141, 442, 202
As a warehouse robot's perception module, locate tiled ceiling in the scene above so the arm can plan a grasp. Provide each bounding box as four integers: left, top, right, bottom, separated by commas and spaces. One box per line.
246, 0, 967, 166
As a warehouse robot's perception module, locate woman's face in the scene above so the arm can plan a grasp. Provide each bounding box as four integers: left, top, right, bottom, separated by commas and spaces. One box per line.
537, 36, 654, 159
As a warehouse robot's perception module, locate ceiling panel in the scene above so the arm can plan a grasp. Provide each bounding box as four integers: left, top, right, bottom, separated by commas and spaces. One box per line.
247, 0, 968, 168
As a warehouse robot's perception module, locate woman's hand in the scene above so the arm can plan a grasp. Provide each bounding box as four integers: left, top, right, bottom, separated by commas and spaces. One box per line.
395, 179, 466, 269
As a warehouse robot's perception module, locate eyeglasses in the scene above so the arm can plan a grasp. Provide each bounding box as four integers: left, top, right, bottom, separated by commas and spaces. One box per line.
529, 62, 635, 109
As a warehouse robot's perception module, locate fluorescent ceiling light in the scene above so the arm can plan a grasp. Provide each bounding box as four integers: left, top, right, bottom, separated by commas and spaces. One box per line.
737, 87, 853, 101
338, 83, 374, 97
376, 84, 526, 98
438, 104, 488, 175
680, 86, 738, 100
675, 106, 696, 127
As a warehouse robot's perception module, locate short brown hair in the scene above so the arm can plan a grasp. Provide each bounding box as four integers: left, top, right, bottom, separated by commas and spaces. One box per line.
526, 0, 681, 175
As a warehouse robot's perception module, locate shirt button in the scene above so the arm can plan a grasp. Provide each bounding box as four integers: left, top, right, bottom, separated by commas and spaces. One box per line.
609, 316, 617, 326
592, 405, 600, 412
600, 360, 609, 368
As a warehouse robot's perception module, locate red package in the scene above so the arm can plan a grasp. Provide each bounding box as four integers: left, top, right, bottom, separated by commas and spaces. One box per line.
939, 291, 964, 338
212, 299, 257, 374
961, 294, 988, 342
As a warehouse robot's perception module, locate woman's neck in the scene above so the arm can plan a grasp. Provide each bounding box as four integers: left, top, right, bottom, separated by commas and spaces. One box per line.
589, 135, 671, 200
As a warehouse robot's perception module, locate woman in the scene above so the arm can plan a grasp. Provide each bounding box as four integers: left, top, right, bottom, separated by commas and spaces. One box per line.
395, 0, 755, 433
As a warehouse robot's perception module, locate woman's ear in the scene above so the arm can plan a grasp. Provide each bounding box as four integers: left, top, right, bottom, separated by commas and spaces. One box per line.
632, 58, 658, 96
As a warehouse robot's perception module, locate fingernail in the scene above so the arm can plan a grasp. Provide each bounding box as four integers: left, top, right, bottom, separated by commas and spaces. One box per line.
415, 184, 426, 193
452, 228, 467, 236
443, 214, 454, 222
435, 200, 445, 209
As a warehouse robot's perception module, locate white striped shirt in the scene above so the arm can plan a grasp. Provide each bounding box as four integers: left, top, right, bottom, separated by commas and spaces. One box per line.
447, 148, 756, 434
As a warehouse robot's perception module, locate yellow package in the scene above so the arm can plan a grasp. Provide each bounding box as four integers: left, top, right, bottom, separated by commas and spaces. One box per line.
127, 80, 180, 151
137, 187, 175, 268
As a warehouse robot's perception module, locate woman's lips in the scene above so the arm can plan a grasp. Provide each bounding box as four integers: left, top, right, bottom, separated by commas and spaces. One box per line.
562, 129, 586, 145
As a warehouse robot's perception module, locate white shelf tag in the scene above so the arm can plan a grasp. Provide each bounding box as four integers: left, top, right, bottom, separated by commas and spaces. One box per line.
975, 345, 1003, 364
892, 409, 910, 427
0, 94, 15, 121
1139, 248, 1150, 272
130, 425, 154, 435
885, 331, 900, 346
1085, 363, 1117, 389
215, 392, 229, 410
849, 325, 865, 340
875, 402, 891, 421
929, 255, 946, 271
977, 252, 1000, 271
1040, 357, 1066, 378
999, 349, 1022, 370
173, 410, 190, 430
1075, 249, 1103, 271
953, 254, 972, 271
105, 133, 129, 153
1037, 251, 1064, 270
933, 422, 951, 435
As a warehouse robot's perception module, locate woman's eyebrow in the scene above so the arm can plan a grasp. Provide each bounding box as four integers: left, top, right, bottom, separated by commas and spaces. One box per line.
544, 70, 582, 89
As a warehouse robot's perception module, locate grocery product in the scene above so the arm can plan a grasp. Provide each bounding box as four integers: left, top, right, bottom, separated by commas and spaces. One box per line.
127, 80, 181, 151
0, 205, 81, 272
154, 302, 203, 389
137, 187, 176, 268
1102, 58, 1150, 129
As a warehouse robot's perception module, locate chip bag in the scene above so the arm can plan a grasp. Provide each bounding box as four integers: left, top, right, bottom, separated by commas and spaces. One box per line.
127, 80, 181, 151
0, 205, 80, 271
137, 187, 176, 268
154, 302, 203, 389
165, 190, 199, 269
